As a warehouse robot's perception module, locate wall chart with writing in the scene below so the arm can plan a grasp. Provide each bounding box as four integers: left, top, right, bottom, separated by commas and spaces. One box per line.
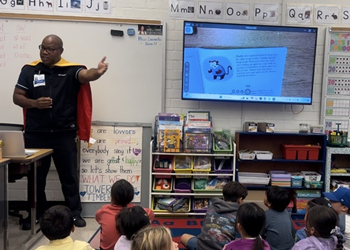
321, 27, 350, 135
327, 77, 350, 95
79, 125, 143, 202
325, 98, 350, 116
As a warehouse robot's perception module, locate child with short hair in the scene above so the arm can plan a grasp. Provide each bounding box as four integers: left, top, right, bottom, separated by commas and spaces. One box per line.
181, 181, 248, 250
35, 205, 94, 250
225, 202, 271, 250
291, 206, 343, 250
95, 179, 155, 250
261, 186, 296, 250
295, 197, 334, 242
323, 186, 350, 249
131, 226, 179, 250
114, 206, 151, 250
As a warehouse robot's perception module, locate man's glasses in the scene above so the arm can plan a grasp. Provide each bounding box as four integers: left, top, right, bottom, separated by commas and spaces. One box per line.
38, 45, 61, 53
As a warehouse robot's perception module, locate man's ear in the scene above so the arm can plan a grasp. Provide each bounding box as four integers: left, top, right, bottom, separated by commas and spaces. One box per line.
341, 205, 349, 213
71, 225, 75, 233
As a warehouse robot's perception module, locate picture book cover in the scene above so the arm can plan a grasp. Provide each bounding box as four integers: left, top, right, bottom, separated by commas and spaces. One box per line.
164, 129, 181, 152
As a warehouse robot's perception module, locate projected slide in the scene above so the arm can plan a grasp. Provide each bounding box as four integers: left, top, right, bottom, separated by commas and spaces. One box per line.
183, 47, 287, 97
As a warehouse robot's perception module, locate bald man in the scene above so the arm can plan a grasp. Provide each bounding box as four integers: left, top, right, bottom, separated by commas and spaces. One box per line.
13, 34, 108, 230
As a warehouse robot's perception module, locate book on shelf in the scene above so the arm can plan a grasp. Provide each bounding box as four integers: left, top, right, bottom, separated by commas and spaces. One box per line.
164, 129, 181, 152
184, 133, 211, 153
155, 113, 184, 151
187, 111, 210, 121
157, 113, 184, 122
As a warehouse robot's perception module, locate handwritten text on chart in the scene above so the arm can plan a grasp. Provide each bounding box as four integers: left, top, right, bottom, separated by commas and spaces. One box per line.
138, 36, 162, 46
0, 24, 32, 68
79, 126, 143, 202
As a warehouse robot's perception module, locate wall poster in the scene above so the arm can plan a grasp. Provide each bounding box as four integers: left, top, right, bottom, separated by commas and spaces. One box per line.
79, 125, 143, 202
321, 27, 350, 135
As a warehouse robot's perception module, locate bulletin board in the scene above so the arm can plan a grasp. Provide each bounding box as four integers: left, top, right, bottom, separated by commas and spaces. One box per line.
0, 13, 165, 125
321, 27, 350, 134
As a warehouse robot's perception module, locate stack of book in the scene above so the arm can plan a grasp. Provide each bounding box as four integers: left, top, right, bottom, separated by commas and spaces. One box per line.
155, 113, 184, 152
183, 111, 212, 153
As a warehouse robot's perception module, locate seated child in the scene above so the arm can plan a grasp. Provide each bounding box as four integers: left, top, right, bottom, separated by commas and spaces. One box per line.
114, 206, 151, 250
261, 186, 296, 250
295, 197, 334, 242
181, 181, 248, 250
131, 226, 178, 250
95, 179, 155, 250
225, 202, 271, 250
291, 206, 343, 250
35, 205, 94, 250
324, 186, 350, 249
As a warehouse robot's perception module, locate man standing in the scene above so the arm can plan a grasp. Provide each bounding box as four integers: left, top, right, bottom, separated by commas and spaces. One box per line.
13, 34, 108, 230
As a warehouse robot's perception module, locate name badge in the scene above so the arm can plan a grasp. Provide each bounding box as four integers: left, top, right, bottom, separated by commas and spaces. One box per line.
33, 74, 45, 87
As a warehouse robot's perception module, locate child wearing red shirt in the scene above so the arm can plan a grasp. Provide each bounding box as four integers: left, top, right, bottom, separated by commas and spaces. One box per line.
95, 179, 154, 250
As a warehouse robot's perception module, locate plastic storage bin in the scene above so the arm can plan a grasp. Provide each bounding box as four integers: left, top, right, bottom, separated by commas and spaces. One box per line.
152, 177, 173, 193
192, 178, 229, 193
270, 170, 291, 187
239, 150, 256, 160
174, 156, 193, 178
153, 155, 173, 178
254, 151, 273, 160
270, 170, 291, 179
304, 181, 323, 189
214, 158, 233, 175
283, 145, 321, 160
328, 133, 348, 147
192, 197, 211, 213
192, 156, 211, 177
212, 131, 233, 154
301, 171, 322, 182
290, 172, 304, 187
173, 178, 191, 193
296, 190, 321, 198
238, 172, 270, 185
152, 196, 191, 213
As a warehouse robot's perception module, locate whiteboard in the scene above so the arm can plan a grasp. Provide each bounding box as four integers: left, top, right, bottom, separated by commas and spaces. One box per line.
0, 15, 165, 125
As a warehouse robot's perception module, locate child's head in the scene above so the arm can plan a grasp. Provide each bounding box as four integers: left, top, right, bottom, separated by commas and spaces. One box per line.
40, 205, 74, 241
111, 179, 134, 206
223, 181, 248, 203
306, 205, 339, 238
130, 226, 178, 250
305, 197, 332, 219
116, 206, 151, 240
323, 187, 350, 214
264, 186, 290, 212
236, 202, 266, 237
236, 203, 268, 250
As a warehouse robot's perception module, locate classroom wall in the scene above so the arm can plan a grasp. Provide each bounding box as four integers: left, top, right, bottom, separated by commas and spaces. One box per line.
7, 0, 349, 203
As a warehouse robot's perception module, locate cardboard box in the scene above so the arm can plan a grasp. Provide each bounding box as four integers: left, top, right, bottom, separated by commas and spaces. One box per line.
258, 122, 275, 133
244, 122, 257, 132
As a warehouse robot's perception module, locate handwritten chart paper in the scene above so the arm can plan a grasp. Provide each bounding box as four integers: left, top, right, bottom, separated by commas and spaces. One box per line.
79, 125, 143, 202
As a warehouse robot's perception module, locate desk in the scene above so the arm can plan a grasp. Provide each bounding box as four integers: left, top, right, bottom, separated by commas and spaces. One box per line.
9, 149, 53, 249
0, 158, 10, 250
